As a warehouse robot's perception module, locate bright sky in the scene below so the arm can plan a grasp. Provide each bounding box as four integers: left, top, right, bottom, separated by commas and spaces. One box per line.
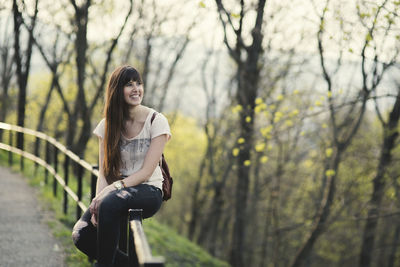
2, 0, 399, 115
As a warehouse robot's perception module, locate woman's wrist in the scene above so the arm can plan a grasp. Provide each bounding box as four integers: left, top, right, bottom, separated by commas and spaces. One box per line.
113, 180, 125, 190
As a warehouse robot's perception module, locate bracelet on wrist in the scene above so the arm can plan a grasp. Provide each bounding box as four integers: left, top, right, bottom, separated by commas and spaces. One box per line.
113, 180, 125, 190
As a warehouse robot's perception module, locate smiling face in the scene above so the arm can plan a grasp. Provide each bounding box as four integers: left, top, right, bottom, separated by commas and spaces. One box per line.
123, 80, 144, 107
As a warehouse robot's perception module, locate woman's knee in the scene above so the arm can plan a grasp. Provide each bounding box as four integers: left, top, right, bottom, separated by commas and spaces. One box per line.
72, 219, 89, 246
98, 190, 130, 216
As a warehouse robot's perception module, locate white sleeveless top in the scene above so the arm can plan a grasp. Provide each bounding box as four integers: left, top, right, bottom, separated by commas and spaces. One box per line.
93, 108, 171, 190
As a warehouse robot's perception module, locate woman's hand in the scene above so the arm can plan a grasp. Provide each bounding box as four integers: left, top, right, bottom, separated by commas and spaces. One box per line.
89, 184, 116, 218
91, 213, 98, 227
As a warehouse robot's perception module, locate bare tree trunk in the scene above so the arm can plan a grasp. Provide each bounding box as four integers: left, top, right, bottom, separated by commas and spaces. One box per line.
187, 158, 206, 240
67, 0, 90, 155
34, 77, 55, 156
376, 218, 391, 267
245, 153, 264, 267
12, 0, 38, 149
359, 89, 400, 267
0, 16, 13, 138
387, 224, 400, 267
259, 196, 272, 267
290, 1, 395, 265
213, 0, 267, 265
67, 0, 132, 158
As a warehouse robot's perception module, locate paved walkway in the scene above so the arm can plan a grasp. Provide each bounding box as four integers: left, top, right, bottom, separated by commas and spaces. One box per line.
0, 166, 65, 267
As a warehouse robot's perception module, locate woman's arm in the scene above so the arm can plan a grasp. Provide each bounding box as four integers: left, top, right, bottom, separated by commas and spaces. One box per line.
96, 137, 109, 195
89, 134, 168, 220
123, 134, 169, 187
89, 137, 109, 226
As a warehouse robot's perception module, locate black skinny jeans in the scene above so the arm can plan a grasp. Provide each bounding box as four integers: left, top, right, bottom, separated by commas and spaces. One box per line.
72, 184, 162, 267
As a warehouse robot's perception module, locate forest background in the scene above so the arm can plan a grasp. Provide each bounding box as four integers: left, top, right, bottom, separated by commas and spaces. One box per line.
1, 0, 400, 267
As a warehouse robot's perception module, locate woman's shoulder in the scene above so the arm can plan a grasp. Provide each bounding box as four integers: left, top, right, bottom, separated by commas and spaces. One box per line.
93, 118, 106, 138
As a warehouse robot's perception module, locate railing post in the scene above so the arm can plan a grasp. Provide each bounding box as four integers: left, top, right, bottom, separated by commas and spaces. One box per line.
119, 214, 129, 255
18, 132, 24, 171
53, 146, 58, 197
34, 136, 40, 175
128, 209, 165, 267
63, 154, 70, 214
45, 140, 50, 184
8, 131, 12, 167
91, 166, 98, 201
76, 163, 84, 220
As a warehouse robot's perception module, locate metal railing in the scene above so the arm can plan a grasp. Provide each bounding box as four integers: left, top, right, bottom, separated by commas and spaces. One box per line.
0, 122, 164, 266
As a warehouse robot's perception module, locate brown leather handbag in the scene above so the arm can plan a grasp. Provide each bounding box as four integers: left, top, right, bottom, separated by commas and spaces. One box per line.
151, 112, 173, 201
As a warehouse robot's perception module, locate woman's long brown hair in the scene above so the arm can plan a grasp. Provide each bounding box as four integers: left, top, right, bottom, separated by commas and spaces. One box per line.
103, 65, 142, 184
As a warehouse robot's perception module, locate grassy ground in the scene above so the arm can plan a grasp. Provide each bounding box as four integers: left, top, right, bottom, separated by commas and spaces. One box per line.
0, 150, 230, 267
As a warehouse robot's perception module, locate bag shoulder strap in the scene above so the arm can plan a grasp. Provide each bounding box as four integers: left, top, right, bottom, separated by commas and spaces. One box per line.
150, 111, 157, 124
150, 111, 163, 166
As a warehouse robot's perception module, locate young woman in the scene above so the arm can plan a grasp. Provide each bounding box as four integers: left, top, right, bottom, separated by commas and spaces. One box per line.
72, 65, 171, 267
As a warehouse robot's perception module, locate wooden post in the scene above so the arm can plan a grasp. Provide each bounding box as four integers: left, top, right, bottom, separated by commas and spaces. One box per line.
19, 132, 24, 171
17, 133, 24, 171
45, 140, 50, 184
90, 165, 98, 201
8, 131, 12, 167
76, 163, 83, 220
128, 209, 165, 266
63, 155, 70, 214
34, 136, 40, 175
53, 146, 58, 197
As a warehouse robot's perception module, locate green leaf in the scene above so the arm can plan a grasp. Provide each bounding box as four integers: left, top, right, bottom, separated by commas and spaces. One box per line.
231, 13, 240, 19
366, 32, 373, 42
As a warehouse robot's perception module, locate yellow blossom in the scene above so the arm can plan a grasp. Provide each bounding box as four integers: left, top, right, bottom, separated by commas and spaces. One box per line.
269, 104, 276, 110
255, 103, 267, 114
304, 159, 313, 168
246, 116, 252, 123
315, 100, 323, 107
277, 94, 284, 101
325, 169, 336, 177
198, 1, 206, 8
244, 160, 251, 166
290, 109, 299, 117
274, 112, 283, 123
255, 143, 266, 152
260, 126, 273, 136
267, 144, 273, 150
327, 91, 332, 98
231, 104, 243, 114
238, 137, 245, 144
285, 120, 293, 127
255, 97, 263, 105
231, 13, 240, 18
325, 148, 333, 157
300, 131, 306, 136
322, 123, 328, 129
293, 89, 300, 95
260, 156, 269, 163
232, 148, 239, 157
